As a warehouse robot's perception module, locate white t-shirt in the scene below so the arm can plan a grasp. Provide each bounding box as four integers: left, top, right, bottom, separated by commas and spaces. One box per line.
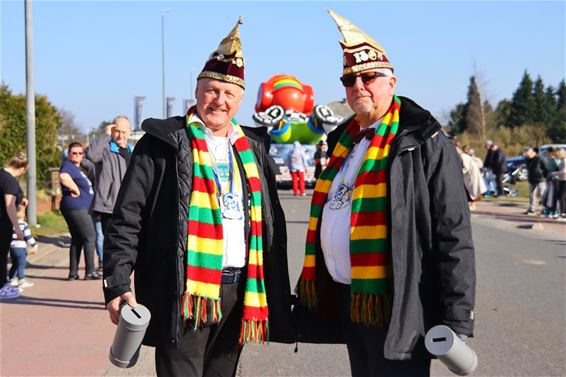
320, 121, 379, 284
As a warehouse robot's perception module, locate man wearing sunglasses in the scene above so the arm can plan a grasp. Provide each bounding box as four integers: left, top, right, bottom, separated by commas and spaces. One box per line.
295, 10, 476, 377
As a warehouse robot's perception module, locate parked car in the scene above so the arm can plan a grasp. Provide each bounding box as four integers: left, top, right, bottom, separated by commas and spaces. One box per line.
269, 143, 317, 188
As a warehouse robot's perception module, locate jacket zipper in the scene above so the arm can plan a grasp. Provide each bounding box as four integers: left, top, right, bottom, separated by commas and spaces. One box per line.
172, 156, 182, 345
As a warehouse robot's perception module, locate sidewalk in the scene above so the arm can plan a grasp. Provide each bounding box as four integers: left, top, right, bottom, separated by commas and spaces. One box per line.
0, 200, 564, 376
471, 199, 566, 237
0, 235, 136, 376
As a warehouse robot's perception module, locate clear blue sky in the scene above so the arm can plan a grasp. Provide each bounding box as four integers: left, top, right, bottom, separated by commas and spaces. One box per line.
1, 1, 564, 132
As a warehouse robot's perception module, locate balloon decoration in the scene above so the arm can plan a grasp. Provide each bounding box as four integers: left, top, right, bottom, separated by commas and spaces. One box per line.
253, 74, 343, 144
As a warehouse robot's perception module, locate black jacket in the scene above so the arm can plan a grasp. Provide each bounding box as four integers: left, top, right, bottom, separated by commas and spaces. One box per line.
102, 116, 294, 347
484, 148, 507, 174
526, 155, 547, 184
296, 97, 476, 360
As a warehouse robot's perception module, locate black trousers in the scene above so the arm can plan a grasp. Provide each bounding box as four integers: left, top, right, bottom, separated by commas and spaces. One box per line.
61, 208, 96, 277
338, 284, 431, 377
94, 211, 112, 238
0, 222, 13, 284
495, 173, 505, 196
155, 281, 245, 377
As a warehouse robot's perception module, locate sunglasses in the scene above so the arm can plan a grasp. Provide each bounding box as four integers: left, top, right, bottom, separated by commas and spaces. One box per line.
70, 151, 84, 155
340, 71, 390, 87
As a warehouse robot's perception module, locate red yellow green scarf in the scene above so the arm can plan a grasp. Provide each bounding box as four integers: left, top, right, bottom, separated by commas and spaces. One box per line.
183, 109, 269, 343
298, 95, 401, 327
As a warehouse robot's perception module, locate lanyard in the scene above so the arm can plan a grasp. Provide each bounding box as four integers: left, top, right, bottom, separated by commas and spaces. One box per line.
338, 143, 365, 187
211, 143, 237, 196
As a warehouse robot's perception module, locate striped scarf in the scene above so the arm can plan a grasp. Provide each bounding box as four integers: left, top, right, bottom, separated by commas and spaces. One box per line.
183, 110, 269, 343
298, 95, 401, 327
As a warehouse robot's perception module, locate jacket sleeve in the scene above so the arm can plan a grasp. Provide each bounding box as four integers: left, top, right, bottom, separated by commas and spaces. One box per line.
540, 158, 548, 178
550, 159, 566, 180
102, 135, 155, 304
86, 133, 111, 164
427, 139, 476, 336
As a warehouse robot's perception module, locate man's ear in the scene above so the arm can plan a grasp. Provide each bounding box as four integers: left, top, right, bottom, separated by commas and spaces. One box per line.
388, 76, 397, 93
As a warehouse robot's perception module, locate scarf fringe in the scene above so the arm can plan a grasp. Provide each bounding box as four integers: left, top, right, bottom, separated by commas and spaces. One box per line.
239, 319, 269, 344
350, 292, 391, 327
182, 292, 222, 329
298, 278, 317, 309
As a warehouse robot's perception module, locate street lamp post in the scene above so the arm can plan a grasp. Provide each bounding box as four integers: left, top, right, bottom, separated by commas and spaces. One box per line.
161, 9, 171, 119
25, 0, 37, 226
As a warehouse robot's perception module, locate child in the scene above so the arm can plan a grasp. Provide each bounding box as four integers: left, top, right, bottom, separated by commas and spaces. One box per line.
8, 205, 38, 289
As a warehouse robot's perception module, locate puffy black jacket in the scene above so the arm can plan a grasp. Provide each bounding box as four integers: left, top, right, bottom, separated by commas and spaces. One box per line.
295, 97, 476, 360
102, 116, 294, 347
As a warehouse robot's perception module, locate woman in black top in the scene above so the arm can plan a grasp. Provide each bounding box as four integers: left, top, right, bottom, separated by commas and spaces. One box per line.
0, 153, 28, 289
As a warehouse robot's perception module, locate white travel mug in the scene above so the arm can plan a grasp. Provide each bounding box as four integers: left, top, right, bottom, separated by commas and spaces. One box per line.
425, 325, 478, 376
109, 303, 151, 368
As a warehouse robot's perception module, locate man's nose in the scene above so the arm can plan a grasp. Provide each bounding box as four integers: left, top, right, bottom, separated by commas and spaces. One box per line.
213, 92, 226, 104
352, 76, 365, 90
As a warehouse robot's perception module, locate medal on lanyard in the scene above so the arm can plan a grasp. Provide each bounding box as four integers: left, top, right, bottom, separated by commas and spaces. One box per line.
327, 147, 359, 210
212, 146, 243, 220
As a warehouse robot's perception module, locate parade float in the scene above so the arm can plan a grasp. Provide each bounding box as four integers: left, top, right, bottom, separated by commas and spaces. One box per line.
253, 74, 344, 187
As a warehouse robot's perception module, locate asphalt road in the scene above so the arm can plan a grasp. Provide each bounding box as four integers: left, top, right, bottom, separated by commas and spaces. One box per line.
237, 191, 566, 377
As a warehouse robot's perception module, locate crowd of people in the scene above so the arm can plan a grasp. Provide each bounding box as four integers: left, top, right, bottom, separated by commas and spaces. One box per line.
530, 146, 566, 219
0, 117, 133, 298
451, 138, 566, 219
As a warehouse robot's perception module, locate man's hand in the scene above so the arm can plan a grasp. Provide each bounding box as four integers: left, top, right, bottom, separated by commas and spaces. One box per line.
15, 228, 24, 240
105, 124, 115, 136
107, 292, 138, 325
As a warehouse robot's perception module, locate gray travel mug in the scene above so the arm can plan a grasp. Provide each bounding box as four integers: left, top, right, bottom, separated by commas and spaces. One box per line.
425, 325, 478, 376
109, 303, 151, 368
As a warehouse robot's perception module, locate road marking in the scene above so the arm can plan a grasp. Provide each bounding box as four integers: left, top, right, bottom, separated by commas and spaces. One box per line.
521, 259, 546, 266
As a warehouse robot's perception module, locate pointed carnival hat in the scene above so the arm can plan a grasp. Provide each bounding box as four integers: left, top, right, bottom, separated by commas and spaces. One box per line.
197, 17, 245, 89
327, 10, 394, 75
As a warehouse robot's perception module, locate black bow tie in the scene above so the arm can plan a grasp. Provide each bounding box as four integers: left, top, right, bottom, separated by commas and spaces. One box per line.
353, 128, 374, 144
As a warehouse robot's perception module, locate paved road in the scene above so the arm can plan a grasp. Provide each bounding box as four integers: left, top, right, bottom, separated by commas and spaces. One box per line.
0, 191, 564, 376
238, 192, 566, 377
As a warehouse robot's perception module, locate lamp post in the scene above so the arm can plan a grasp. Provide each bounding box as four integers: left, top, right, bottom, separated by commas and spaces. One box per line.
25, 0, 37, 226
161, 9, 171, 118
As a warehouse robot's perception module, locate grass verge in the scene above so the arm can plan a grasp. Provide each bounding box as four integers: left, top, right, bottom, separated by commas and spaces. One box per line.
35, 210, 69, 237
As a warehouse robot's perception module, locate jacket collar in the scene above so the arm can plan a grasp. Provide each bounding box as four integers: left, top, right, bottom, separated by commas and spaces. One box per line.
141, 116, 270, 153
328, 96, 441, 155
109, 139, 133, 154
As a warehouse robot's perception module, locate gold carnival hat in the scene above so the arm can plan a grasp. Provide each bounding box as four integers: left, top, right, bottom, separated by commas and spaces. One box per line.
197, 17, 245, 89
327, 10, 394, 75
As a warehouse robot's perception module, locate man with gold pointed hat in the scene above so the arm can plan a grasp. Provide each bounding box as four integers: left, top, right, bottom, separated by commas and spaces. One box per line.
295, 10, 476, 376
102, 18, 294, 376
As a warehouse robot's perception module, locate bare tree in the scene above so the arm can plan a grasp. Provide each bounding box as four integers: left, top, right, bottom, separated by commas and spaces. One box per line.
58, 108, 85, 144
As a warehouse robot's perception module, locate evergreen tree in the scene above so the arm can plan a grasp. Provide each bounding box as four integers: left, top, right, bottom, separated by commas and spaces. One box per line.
532, 76, 556, 127
464, 76, 484, 136
557, 79, 566, 108
548, 79, 566, 142
508, 70, 535, 128
447, 102, 466, 134
493, 99, 512, 128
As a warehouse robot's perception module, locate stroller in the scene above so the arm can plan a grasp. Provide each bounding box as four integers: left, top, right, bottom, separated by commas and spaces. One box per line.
482, 168, 518, 197
501, 168, 520, 197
